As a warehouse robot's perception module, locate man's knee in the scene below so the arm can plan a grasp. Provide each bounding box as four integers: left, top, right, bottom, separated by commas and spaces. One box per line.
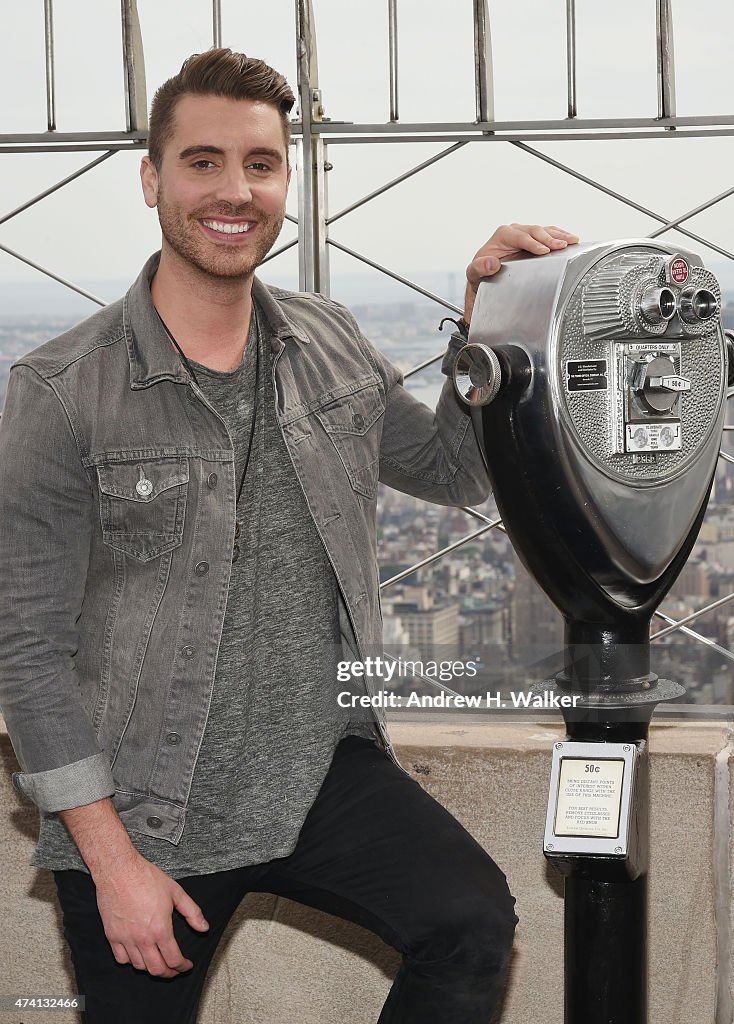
415, 864, 518, 973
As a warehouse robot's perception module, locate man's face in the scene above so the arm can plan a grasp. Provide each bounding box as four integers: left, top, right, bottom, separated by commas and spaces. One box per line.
140, 93, 291, 280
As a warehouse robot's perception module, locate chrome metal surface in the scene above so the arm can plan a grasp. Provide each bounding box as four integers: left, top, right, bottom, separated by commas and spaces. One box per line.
453, 343, 502, 406
473, 0, 494, 124
120, 0, 148, 132
43, 0, 56, 132
656, 0, 677, 121
467, 240, 726, 586
212, 0, 222, 47
679, 287, 720, 324
388, 0, 399, 123
566, 0, 576, 119
295, 0, 328, 292
639, 287, 676, 326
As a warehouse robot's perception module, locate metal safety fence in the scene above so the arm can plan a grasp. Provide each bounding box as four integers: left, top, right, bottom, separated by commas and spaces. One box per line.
2, 0, 734, 697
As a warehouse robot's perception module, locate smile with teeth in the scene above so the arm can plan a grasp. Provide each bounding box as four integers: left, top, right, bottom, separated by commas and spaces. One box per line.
202, 219, 254, 234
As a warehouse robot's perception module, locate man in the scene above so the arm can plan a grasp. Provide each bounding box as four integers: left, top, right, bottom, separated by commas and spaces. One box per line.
0, 48, 577, 1023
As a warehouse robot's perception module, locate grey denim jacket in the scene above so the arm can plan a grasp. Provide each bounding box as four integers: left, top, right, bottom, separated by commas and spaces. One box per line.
0, 252, 490, 845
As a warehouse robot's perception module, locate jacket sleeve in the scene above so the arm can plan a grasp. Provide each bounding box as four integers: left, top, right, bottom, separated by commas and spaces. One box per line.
0, 366, 115, 812
341, 308, 491, 506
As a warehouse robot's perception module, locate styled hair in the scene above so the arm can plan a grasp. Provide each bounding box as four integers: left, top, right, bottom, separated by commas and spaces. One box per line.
148, 48, 295, 167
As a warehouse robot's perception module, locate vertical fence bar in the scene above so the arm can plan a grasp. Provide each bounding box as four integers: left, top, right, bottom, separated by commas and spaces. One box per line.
473, 0, 494, 124
566, 0, 577, 119
213, 0, 222, 48
656, 0, 676, 120
121, 0, 148, 132
295, 0, 329, 294
388, 0, 399, 123
43, 0, 56, 131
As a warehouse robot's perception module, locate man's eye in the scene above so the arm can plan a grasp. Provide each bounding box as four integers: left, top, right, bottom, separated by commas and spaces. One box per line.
192, 160, 216, 170
248, 162, 271, 173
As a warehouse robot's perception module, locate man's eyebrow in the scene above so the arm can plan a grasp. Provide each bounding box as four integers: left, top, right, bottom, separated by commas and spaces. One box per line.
247, 147, 284, 165
177, 145, 284, 164
178, 145, 225, 160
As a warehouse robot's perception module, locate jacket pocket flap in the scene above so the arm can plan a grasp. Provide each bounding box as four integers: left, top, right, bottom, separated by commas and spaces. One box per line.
97, 459, 189, 502
315, 383, 385, 436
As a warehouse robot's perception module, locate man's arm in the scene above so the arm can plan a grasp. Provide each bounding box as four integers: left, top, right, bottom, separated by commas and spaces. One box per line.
359, 224, 579, 506
0, 366, 114, 808
0, 366, 208, 976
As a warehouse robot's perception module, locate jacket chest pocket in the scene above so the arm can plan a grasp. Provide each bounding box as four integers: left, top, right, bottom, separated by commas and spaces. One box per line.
314, 383, 385, 499
97, 458, 189, 562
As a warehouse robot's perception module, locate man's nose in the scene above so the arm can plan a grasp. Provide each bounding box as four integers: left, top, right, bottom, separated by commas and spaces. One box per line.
215, 165, 253, 206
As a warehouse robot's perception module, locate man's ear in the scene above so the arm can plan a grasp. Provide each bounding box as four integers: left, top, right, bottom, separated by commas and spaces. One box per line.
140, 155, 159, 208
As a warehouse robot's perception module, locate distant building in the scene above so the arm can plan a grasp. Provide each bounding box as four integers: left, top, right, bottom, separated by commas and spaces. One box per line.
388, 600, 459, 660
670, 557, 711, 601
510, 559, 564, 657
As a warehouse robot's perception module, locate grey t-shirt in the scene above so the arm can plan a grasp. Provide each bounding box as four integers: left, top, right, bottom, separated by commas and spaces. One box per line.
30, 303, 376, 877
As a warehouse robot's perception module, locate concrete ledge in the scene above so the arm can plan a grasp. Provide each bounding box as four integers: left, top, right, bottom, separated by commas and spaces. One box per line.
1, 717, 731, 1023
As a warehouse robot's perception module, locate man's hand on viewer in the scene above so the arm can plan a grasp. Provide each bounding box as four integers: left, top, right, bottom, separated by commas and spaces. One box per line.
464, 223, 579, 324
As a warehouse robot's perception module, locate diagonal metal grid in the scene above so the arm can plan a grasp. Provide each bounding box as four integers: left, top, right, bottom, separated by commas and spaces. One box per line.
1, 0, 734, 704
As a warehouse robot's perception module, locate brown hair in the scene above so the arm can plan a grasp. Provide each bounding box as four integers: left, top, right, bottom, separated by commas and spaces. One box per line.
148, 48, 295, 167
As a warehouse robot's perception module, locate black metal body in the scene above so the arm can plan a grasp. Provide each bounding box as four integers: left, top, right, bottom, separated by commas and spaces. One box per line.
479, 345, 714, 693
458, 243, 728, 1024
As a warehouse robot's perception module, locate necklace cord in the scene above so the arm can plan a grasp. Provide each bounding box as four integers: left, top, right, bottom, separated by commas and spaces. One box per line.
156, 305, 261, 518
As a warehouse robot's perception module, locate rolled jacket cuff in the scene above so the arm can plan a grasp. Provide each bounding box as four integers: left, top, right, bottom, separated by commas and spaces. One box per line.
441, 331, 470, 378
12, 752, 115, 812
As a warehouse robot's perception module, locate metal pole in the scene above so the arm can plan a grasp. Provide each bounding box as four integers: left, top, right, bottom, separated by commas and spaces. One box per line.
0, 152, 116, 226
213, 0, 222, 47
326, 237, 462, 313
0, 241, 106, 306
472, 0, 494, 124
43, 0, 56, 131
566, 0, 576, 119
328, 142, 467, 225
121, 0, 148, 133
295, 0, 329, 293
388, 0, 399, 122
564, 861, 648, 1022
656, 0, 676, 121
557, 662, 656, 1024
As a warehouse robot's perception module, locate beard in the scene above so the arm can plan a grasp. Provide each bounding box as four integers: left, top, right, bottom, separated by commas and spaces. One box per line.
156, 185, 285, 281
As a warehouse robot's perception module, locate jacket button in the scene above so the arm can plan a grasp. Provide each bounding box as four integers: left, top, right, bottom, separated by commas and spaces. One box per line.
181, 645, 196, 659
352, 412, 365, 429
194, 561, 210, 576
146, 815, 163, 829
207, 472, 218, 489
166, 732, 181, 745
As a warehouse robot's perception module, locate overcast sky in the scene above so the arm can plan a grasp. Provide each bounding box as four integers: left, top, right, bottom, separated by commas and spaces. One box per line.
1, 0, 734, 305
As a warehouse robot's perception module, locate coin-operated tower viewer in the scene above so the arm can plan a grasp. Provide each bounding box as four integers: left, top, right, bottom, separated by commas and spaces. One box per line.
453, 240, 730, 1024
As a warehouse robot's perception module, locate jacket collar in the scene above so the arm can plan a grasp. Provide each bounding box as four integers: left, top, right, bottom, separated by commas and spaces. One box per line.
124, 251, 310, 389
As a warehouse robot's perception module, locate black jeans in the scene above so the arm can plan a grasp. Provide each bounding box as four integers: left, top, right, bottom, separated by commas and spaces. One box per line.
53, 736, 517, 1024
